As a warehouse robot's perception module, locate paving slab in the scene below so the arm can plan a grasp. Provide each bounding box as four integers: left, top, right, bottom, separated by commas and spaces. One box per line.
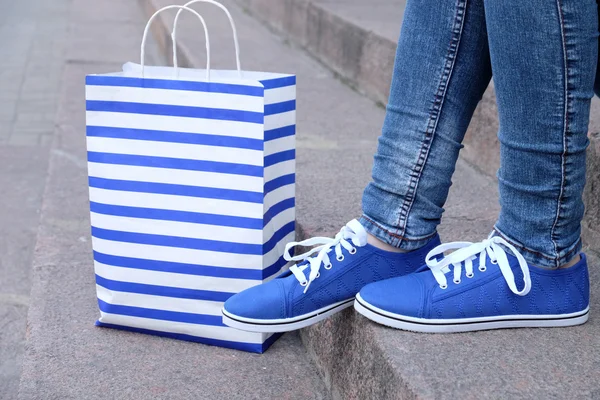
0, 0, 69, 397
17, 1, 328, 399
0, 148, 49, 398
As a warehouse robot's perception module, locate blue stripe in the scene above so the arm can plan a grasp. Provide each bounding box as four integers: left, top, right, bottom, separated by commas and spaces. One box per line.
86, 126, 264, 151
89, 177, 263, 203
93, 251, 263, 280
264, 125, 295, 141
96, 274, 233, 302
97, 299, 225, 326
95, 322, 282, 353
263, 221, 295, 254
91, 227, 263, 255
86, 76, 265, 97
90, 202, 263, 230
86, 101, 264, 124
264, 100, 295, 116
263, 254, 289, 280
263, 198, 295, 228
264, 174, 295, 194
260, 76, 296, 89
88, 152, 264, 177
264, 150, 295, 167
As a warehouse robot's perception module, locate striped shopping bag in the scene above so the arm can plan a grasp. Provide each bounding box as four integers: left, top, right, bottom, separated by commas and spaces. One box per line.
84, 3, 295, 353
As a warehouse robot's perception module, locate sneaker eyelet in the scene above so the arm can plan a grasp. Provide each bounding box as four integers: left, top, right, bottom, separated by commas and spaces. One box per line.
466, 272, 474, 278
349, 248, 357, 255
336, 255, 345, 262
453, 279, 461, 284
490, 259, 498, 265
300, 281, 307, 287
439, 284, 448, 290
479, 266, 487, 272
316, 272, 320, 279
324, 263, 333, 270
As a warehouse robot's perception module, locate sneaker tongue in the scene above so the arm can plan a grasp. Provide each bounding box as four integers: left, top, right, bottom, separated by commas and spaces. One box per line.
345, 219, 367, 246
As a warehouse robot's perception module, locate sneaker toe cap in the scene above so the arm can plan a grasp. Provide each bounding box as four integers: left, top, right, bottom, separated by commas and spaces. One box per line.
223, 280, 286, 320
358, 274, 425, 318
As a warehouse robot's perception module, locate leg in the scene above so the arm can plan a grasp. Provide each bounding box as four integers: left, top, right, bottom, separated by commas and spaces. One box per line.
485, 0, 598, 268
361, 0, 492, 250
356, 0, 596, 333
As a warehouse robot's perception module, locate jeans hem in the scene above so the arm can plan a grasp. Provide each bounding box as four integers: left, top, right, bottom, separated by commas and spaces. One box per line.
492, 226, 583, 269
360, 215, 439, 251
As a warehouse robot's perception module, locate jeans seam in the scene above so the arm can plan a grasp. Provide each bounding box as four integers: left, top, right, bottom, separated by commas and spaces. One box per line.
395, 0, 468, 241
493, 226, 581, 266
550, 0, 570, 268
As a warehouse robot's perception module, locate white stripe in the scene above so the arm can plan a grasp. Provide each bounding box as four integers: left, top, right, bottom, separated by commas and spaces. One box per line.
263, 208, 295, 244
264, 262, 291, 282
264, 184, 295, 211
92, 236, 290, 271
97, 284, 225, 316
87, 111, 265, 140
87, 137, 264, 166
91, 237, 264, 269
120, 64, 290, 84
87, 162, 263, 192
264, 135, 295, 157
89, 187, 264, 219
264, 85, 296, 105
265, 159, 295, 183
86, 85, 264, 113
264, 231, 296, 265
90, 212, 263, 244
94, 261, 260, 293
264, 111, 295, 131
98, 312, 267, 344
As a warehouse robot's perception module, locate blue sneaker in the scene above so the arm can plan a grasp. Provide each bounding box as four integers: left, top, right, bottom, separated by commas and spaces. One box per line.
222, 219, 441, 332
355, 237, 590, 333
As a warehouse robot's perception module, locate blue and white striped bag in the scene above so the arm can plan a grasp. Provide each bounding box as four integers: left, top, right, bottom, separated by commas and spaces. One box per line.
84, 3, 295, 353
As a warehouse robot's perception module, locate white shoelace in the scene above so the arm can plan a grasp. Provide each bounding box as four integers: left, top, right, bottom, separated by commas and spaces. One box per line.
425, 236, 532, 296
283, 219, 367, 293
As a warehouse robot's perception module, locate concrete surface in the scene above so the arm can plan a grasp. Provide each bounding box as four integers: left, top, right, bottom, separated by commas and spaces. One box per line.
304, 254, 600, 400
165, 1, 600, 398
10, 0, 600, 398
234, 0, 600, 252
17, 1, 328, 399
0, 0, 69, 397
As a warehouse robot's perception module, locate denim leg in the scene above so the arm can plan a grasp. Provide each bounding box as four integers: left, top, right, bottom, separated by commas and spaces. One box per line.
484, 0, 598, 267
361, 0, 492, 250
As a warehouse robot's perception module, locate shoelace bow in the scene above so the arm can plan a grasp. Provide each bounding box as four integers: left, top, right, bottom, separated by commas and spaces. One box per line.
283, 220, 366, 293
425, 236, 532, 296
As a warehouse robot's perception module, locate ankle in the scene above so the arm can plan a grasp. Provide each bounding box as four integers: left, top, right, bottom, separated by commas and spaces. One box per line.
367, 234, 409, 253
557, 254, 581, 269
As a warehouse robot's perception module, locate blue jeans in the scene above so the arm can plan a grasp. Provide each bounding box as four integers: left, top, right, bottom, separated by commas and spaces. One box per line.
361, 0, 598, 268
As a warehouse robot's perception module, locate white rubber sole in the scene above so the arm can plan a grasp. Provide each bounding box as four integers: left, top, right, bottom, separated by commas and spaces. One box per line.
222, 298, 354, 333
354, 294, 590, 333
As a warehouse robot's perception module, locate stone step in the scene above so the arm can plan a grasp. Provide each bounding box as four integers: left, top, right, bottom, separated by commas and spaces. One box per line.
233, 0, 600, 251
16, 1, 328, 399
0, 0, 70, 397
160, 1, 600, 399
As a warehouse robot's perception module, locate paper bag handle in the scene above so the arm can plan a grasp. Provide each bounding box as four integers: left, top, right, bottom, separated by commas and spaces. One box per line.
140, 5, 211, 79
172, 0, 242, 78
